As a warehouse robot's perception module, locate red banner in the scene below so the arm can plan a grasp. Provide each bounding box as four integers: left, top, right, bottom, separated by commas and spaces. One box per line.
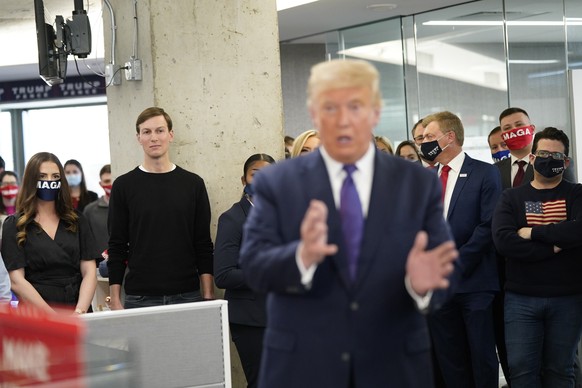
0, 304, 86, 387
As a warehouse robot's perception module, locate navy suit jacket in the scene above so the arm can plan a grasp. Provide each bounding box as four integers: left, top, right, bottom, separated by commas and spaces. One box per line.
240, 149, 458, 388
214, 197, 266, 327
445, 154, 501, 293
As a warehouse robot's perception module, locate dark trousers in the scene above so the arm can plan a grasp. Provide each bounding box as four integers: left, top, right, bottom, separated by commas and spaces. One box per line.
494, 288, 511, 386
429, 292, 499, 388
505, 292, 582, 388
230, 323, 264, 388
494, 254, 511, 386
123, 290, 202, 308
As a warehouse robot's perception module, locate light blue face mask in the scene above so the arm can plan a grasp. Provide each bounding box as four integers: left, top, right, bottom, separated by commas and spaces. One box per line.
36, 180, 61, 201
491, 149, 510, 163
66, 173, 82, 187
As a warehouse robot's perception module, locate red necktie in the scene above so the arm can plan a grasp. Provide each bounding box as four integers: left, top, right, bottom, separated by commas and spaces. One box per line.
440, 165, 451, 202
513, 160, 527, 187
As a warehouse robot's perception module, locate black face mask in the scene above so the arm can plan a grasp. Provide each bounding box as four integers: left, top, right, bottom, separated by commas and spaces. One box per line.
243, 183, 254, 196
36, 180, 61, 201
534, 156, 565, 178
420, 140, 444, 162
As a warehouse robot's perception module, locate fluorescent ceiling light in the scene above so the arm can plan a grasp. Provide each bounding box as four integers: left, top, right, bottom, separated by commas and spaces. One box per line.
423, 20, 582, 26
338, 40, 507, 91
276, 0, 319, 11
508, 59, 560, 64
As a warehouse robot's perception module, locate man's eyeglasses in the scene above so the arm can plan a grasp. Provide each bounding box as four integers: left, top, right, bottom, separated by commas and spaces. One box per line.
413, 135, 424, 143
535, 150, 567, 160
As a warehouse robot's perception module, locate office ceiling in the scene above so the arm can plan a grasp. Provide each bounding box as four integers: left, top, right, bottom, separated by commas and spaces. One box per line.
1, 0, 580, 82
277, 0, 478, 42
0, 0, 478, 81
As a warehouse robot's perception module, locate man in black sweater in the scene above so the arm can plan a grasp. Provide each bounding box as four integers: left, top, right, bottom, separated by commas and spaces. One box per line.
107, 107, 214, 309
493, 127, 582, 388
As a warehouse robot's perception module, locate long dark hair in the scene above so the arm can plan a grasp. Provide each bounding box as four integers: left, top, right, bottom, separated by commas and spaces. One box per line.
16, 152, 78, 246
242, 153, 275, 198
243, 153, 276, 178
395, 140, 422, 162
64, 159, 91, 207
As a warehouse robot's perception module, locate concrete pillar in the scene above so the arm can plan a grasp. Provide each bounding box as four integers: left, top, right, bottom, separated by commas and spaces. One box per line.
103, 1, 283, 386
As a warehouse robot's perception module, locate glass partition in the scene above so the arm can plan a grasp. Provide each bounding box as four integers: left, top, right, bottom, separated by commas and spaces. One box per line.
566, 0, 582, 70
413, 0, 506, 162
333, 19, 408, 145
22, 104, 110, 193
505, 0, 570, 135
324, 0, 580, 163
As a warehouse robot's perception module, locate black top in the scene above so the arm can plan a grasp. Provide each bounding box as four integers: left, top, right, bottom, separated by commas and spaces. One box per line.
1, 213, 98, 305
107, 166, 214, 296
76, 190, 99, 213
214, 197, 266, 327
492, 180, 582, 296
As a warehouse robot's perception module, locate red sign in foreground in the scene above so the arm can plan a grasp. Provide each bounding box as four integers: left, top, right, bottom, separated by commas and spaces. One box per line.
0, 304, 86, 387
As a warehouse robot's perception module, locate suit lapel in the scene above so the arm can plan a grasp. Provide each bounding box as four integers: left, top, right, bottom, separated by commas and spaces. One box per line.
239, 197, 252, 217
302, 151, 352, 288
498, 158, 512, 189
446, 154, 472, 220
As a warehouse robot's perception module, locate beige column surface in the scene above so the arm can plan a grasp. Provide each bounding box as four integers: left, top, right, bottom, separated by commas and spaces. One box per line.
103, 1, 284, 386
105, 0, 283, 217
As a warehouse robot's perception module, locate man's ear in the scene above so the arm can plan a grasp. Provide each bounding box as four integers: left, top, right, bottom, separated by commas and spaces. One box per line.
565, 157, 571, 169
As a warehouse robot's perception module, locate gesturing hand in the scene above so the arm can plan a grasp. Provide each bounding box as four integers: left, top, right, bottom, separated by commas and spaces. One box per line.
406, 231, 458, 296
299, 200, 338, 269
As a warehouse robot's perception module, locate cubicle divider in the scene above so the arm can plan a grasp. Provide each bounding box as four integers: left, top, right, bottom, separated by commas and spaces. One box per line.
82, 300, 231, 388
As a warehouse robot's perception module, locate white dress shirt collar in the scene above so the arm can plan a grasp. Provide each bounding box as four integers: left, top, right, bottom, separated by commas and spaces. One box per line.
319, 142, 375, 217
440, 151, 465, 218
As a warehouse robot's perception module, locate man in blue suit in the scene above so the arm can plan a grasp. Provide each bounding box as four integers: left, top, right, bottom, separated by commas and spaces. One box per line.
421, 111, 502, 388
239, 59, 459, 388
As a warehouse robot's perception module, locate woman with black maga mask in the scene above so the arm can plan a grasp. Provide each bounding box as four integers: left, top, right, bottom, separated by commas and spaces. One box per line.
214, 153, 275, 388
1, 152, 98, 314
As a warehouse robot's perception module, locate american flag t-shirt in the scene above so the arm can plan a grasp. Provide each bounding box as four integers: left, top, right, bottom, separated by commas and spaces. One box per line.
525, 199, 567, 225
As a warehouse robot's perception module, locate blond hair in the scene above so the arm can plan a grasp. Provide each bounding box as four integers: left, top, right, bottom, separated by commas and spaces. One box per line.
291, 130, 319, 157
422, 111, 465, 146
374, 135, 394, 154
307, 59, 381, 108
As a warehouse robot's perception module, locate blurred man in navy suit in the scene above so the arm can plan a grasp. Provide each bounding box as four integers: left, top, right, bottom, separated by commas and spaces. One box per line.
240, 59, 459, 388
